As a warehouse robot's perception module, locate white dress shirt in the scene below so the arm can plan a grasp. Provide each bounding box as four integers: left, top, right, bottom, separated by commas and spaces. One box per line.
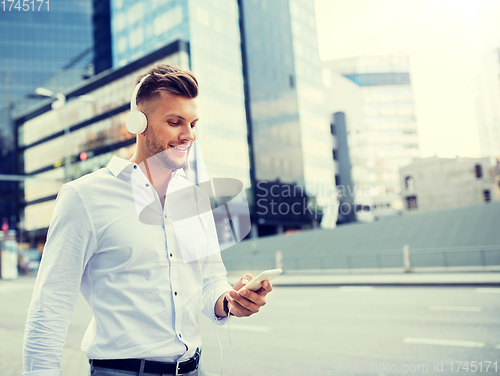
22, 156, 232, 376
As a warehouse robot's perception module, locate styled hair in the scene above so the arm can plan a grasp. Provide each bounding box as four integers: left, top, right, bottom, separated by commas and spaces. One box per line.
135, 64, 198, 106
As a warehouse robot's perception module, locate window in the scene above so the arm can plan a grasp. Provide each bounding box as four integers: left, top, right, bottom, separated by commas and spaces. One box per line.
406, 196, 417, 210
330, 123, 336, 135
118, 36, 127, 53
154, 6, 183, 36
128, 27, 144, 49
335, 174, 340, 186
475, 164, 483, 179
483, 190, 491, 202
405, 176, 414, 191
332, 149, 338, 160
114, 13, 127, 32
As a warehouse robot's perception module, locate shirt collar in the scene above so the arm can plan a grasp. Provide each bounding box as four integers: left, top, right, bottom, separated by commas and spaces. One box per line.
107, 155, 187, 178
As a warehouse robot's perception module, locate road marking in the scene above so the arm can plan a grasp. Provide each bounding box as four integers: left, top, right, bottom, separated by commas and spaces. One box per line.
339, 286, 374, 292
475, 288, 500, 294
428, 306, 482, 312
228, 324, 271, 333
403, 337, 485, 348
274, 301, 308, 307
0, 284, 33, 293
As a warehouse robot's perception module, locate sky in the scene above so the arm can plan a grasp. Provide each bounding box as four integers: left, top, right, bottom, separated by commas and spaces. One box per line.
314, 0, 500, 158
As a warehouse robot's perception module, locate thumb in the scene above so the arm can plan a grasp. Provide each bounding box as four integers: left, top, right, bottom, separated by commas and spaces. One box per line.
233, 273, 253, 291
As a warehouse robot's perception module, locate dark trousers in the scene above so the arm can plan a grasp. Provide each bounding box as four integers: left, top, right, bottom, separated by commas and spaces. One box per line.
89, 362, 206, 376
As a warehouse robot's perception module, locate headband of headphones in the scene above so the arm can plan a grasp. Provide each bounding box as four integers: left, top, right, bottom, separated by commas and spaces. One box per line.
130, 74, 150, 111
126, 75, 150, 134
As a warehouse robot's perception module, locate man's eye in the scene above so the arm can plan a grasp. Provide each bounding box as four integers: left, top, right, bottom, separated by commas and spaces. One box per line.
168, 122, 179, 126
191, 123, 197, 128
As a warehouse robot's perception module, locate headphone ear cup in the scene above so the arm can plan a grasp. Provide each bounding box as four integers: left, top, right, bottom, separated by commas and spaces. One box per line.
126, 111, 148, 134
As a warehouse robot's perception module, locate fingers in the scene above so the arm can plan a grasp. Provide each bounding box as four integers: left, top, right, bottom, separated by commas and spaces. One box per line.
228, 277, 274, 317
227, 288, 266, 317
227, 298, 254, 317
232, 273, 253, 291
256, 280, 273, 295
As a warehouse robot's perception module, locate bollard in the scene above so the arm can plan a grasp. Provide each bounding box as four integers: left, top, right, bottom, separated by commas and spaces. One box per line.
275, 250, 283, 271
403, 244, 412, 273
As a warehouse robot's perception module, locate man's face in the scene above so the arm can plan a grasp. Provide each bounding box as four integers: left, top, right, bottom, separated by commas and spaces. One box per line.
140, 90, 198, 170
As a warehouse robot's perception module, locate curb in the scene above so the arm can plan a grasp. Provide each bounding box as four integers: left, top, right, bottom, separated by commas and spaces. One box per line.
226, 271, 500, 287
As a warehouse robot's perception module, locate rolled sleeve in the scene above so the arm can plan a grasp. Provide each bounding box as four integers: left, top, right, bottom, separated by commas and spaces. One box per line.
199, 210, 232, 325
201, 258, 232, 325
22, 185, 96, 374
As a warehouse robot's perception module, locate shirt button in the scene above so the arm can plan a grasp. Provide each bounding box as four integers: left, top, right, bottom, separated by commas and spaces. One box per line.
174, 291, 177, 296
170, 253, 172, 257
145, 183, 150, 187
179, 333, 182, 338
133, 165, 137, 169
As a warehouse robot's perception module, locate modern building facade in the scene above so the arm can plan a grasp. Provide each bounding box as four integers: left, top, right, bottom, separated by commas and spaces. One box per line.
0, 0, 94, 131
239, 0, 337, 234
324, 70, 365, 222
474, 47, 500, 160
400, 156, 500, 214
93, 0, 113, 74
330, 112, 356, 224
0, 0, 94, 233
324, 55, 420, 221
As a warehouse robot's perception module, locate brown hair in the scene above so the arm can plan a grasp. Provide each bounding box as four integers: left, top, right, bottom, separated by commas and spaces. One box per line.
135, 64, 198, 106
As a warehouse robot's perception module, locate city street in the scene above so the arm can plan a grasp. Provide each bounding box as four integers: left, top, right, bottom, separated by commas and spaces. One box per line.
1, 276, 499, 375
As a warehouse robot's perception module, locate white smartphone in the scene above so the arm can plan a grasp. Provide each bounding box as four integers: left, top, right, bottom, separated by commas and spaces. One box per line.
242, 268, 282, 291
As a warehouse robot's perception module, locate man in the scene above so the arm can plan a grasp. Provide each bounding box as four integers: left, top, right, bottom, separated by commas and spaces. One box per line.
22, 64, 272, 376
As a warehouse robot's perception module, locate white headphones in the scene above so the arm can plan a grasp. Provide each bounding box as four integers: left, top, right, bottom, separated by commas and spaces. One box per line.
126, 74, 150, 134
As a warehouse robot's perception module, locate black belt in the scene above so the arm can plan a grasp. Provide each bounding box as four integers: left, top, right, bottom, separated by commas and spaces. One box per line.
90, 348, 201, 375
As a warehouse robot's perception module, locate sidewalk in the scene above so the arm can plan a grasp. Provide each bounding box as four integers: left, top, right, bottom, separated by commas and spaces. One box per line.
226, 268, 500, 287
3, 269, 500, 287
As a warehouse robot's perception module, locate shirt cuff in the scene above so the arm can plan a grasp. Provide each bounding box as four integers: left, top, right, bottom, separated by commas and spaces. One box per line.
214, 288, 232, 325
22, 370, 62, 376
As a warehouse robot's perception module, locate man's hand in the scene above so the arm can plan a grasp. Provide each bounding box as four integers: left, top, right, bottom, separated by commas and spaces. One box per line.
226, 273, 273, 317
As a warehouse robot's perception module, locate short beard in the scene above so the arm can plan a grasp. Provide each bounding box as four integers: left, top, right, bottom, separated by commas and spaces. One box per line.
144, 127, 187, 171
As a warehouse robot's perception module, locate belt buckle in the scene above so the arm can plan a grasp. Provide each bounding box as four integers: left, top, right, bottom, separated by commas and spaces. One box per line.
176, 348, 200, 375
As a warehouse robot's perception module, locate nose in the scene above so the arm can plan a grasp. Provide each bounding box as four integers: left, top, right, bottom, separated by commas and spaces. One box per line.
180, 124, 195, 142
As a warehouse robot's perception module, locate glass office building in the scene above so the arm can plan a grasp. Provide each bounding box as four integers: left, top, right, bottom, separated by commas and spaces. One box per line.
324, 55, 420, 221
288, 0, 336, 218
0, 0, 94, 130
240, 0, 337, 233
0, 0, 94, 232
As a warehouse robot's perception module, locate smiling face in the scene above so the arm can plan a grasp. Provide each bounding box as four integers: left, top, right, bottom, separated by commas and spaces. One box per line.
138, 90, 198, 171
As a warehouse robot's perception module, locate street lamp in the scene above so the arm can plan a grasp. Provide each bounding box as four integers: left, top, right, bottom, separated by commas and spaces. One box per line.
33, 88, 94, 182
